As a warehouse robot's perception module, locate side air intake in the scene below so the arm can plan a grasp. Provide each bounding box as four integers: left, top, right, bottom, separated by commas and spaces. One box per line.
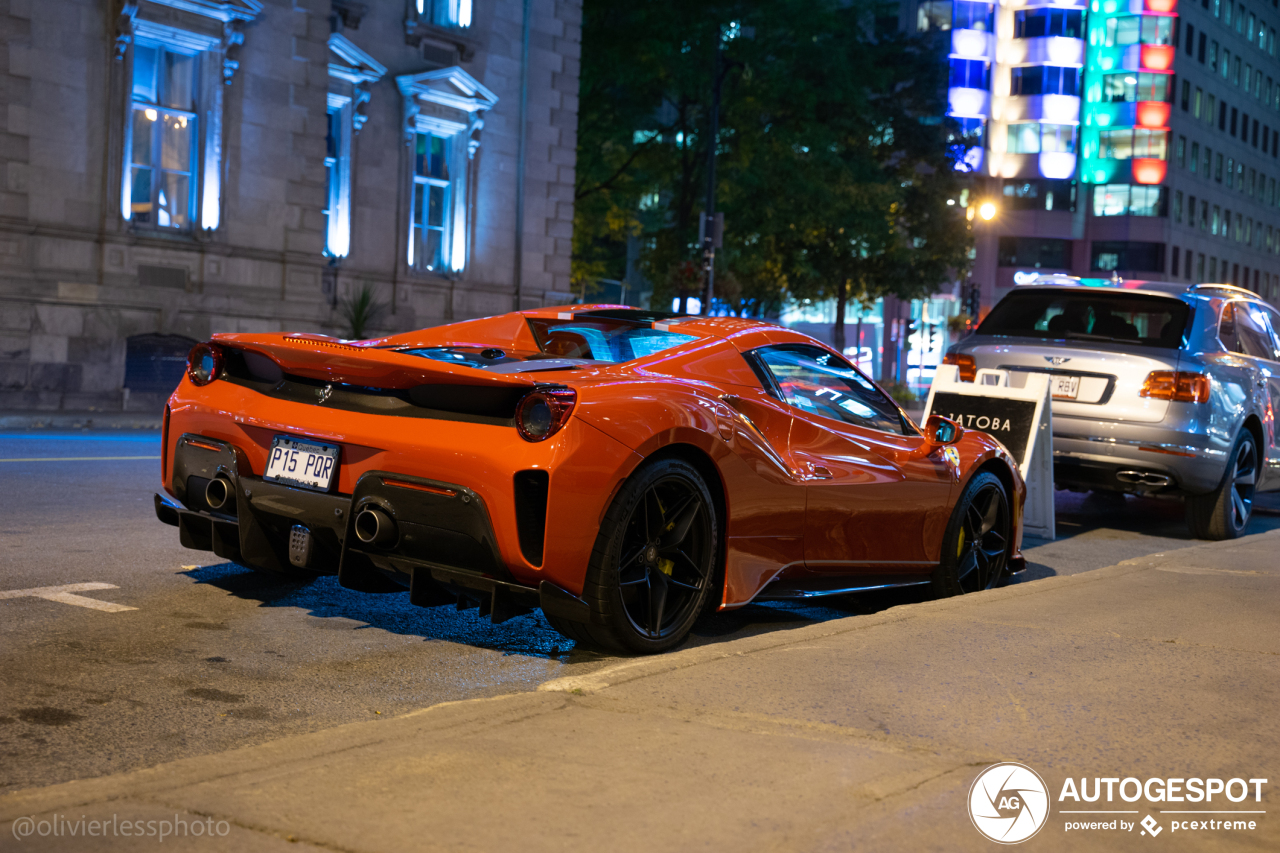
513, 470, 550, 567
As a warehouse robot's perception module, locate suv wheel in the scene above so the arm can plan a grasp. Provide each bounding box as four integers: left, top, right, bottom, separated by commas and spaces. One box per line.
1186, 429, 1257, 540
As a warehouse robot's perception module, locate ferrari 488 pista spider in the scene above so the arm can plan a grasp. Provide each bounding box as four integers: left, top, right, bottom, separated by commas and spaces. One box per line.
156, 306, 1026, 653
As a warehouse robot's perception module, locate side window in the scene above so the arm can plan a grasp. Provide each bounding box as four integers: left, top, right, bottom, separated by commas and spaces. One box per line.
753, 346, 909, 435
1219, 302, 1242, 352
1254, 303, 1280, 361
1225, 301, 1278, 359
1265, 308, 1280, 359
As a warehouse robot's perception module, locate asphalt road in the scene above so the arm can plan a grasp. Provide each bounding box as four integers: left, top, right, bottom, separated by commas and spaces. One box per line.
2, 430, 1278, 793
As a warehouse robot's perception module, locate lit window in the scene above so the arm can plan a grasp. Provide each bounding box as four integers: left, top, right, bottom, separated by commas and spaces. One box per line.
952, 1, 994, 31
398, 67, 499, 276
1007, 122, 1041, 154
1129, 186, 1162, 216
1098, 129, 1167, 160
1102, 72, 1170, 103
1041, 124, 1077, 154
127, 42, 197, 229
411, 133, 451, 272
1093, 185, 1164, 217
1094, 184, 1130, 216
1105, 15, 1174, 46
326, 34, 386, 259
323, 108, 349, 258
916, 0, 953, 32
414, 0, 473, 28
118, 5, 259, 232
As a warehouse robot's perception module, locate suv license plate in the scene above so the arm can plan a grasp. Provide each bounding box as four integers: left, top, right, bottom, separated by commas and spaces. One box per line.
1051, 375, 1081, 400
264, 436, 340, 492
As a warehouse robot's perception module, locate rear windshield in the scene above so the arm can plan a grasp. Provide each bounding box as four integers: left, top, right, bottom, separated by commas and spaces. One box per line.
525, 318, 696, 362
978, 290, 1190, 348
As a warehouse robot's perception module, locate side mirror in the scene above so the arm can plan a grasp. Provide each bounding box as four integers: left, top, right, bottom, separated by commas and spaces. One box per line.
920, 414, 962, 455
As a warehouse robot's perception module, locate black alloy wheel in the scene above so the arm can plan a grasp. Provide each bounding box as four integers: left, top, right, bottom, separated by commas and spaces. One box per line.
616, 475, 713, 640
544, 458, 717, 654
933, 472, 1011, 597
1187, 429, 1257, 540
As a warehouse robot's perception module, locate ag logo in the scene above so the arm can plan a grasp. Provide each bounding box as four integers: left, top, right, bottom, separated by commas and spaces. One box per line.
968, 762, 1050, 844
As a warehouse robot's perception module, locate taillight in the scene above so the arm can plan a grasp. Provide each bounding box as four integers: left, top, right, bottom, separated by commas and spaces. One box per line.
1139, 371, 1210, 403
515, 388, 576, 442
186, 342, 224, 387
943, 353, 977, 382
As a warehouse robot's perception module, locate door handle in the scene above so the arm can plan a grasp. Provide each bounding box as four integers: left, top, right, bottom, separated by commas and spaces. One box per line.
808, 464, 833, 479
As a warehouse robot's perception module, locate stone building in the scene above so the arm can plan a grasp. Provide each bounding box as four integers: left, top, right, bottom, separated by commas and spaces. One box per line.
0, 0, 581, 410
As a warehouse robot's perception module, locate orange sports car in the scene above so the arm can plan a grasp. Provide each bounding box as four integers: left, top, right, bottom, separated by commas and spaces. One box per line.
156, 306, 1026, 653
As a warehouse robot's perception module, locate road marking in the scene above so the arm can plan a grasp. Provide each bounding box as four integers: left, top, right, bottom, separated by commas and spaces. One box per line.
0, 456, 160, 462
0, 583, 137, 612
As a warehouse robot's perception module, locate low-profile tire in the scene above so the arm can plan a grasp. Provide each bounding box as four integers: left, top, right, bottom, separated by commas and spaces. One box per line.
932, 471, 1011, 598
544, 458, 718, 654
1186, 429, 1257, 541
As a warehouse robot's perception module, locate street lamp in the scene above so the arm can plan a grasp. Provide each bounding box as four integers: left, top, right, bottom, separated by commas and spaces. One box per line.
978, 201, 998, 221
701, 23, 749, 314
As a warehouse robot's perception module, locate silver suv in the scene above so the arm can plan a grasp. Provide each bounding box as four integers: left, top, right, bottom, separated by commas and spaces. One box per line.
946, 279, 1280, 539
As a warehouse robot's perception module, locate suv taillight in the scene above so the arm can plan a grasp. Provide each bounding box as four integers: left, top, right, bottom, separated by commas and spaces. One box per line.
1140, 371, 1209, 403
942, 353, 977, 382
515, 387, 577, 442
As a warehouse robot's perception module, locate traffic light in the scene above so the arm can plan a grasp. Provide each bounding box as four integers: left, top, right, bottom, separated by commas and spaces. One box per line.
964, 282, 981, 321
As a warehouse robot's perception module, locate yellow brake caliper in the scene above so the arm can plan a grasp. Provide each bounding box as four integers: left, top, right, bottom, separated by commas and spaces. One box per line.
656, 494, 675, 575
957, 527, 966, 559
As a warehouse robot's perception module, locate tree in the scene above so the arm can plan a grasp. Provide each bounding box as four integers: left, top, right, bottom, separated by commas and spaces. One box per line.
574, 0, 972, 329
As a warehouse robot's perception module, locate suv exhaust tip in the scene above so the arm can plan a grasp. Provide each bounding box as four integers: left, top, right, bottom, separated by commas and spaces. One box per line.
1116, 470, 1172, 488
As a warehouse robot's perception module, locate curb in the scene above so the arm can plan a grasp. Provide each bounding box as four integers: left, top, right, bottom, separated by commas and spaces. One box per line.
0, 412, 163, 430
539, 527, 1280, 696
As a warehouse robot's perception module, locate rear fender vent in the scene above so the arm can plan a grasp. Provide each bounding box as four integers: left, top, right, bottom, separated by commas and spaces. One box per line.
513, 470, 550, 567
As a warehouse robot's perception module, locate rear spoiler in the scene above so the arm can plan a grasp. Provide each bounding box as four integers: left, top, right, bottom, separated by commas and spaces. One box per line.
212, 333, 542, 392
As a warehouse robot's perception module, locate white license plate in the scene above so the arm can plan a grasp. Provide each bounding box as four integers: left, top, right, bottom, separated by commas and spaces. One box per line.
1051, 375, 1081, 400
264, 436, 340, 492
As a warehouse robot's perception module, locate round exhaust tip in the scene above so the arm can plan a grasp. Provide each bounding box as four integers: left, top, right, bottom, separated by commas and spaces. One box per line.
354, 507, 397, 547
205, 476, 233, 511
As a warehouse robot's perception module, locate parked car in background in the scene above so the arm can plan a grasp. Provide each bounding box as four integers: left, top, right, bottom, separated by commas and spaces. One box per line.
945, 277, 1280, 539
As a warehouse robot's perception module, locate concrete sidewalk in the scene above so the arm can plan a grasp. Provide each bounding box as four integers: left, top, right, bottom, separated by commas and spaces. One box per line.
2, 533, 1278, 852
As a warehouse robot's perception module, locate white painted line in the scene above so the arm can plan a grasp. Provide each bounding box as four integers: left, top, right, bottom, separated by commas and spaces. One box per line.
0, 456, 159, 462
0, 582, 137, 612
